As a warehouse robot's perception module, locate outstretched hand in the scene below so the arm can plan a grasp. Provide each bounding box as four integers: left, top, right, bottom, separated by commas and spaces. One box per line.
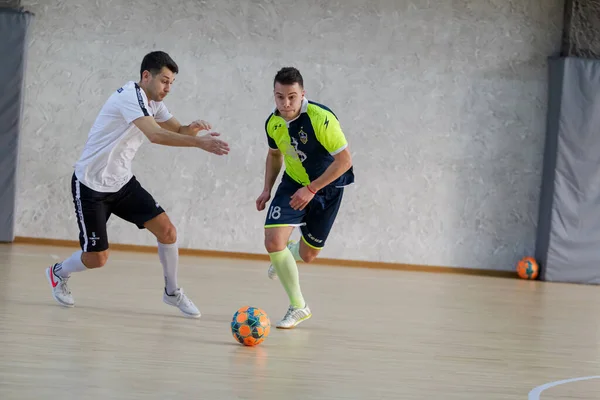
198, 131, 230, 155
188, 119, 212, 134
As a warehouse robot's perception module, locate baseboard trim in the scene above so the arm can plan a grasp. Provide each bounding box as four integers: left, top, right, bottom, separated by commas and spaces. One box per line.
10, 236, 517, 279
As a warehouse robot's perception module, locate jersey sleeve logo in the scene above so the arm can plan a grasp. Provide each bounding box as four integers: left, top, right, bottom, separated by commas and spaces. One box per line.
116, 87, 123, 93
324, 116, 329, 129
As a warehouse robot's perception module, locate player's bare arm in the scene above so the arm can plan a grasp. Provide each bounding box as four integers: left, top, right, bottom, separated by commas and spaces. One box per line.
308, 147, 352, 191
289, 147, 352, 211
133, 116, 229, 155
256, 148, 283, 211
158, 116, 212, 136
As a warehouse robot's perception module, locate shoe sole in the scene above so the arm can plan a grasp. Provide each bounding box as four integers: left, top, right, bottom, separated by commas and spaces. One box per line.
276, 313, 312, 329
163, 299, 201, 319
181, 311, 201, 319
45, 268, 74, 308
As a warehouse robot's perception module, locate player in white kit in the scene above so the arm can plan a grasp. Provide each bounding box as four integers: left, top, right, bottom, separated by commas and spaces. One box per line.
45, 51, 229, 318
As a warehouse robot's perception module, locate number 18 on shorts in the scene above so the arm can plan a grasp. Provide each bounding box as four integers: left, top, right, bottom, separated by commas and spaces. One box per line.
264, 177, 344, 249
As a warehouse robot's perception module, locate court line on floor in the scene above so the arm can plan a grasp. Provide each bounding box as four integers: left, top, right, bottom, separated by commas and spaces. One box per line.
529, 375, 600, 399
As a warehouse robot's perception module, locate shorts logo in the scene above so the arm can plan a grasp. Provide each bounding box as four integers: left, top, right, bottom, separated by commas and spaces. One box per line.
90, 232, 100, 247
307, 232, 323, 244
117, 87, 123, 93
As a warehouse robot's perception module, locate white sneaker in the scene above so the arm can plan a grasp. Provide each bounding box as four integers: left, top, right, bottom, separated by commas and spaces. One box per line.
268, 240, 298, 280
276, 304, 312, 329
45, 264, 75, 307
267, 264, 278, 280
163, 288, 201, 318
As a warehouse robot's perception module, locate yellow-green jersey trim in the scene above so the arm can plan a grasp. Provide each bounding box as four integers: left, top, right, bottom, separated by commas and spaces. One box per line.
301, 234, 323, 250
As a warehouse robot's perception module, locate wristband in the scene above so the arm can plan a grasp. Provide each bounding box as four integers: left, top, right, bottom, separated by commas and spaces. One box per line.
307, 185, 317, 194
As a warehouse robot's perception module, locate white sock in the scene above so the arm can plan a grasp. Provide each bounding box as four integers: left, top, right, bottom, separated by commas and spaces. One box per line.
54, 250, 87, 278
158, 241, 178, 295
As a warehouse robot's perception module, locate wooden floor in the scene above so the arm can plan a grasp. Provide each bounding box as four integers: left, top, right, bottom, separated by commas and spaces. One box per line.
2, 243, 600, 399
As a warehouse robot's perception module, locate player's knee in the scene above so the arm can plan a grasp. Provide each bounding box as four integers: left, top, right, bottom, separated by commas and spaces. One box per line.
300, 248, 320, 263
82, 250, 109, 269
264, 237, 282, 253
299, 238, 321, 263
264, 232, 288, 253
302, 252, 318, 263
157, 222, 177, 244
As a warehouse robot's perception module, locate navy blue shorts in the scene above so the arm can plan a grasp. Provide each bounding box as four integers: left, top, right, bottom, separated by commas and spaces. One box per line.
264, 173, 344, 249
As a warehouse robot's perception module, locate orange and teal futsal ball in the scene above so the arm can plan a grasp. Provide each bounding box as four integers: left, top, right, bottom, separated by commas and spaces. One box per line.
231, 306, 271, 346
516, 256, 539, 280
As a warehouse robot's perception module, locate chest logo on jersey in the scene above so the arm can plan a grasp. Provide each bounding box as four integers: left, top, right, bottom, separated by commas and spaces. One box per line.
288, 137, 307, 162
298, 127, 308, 144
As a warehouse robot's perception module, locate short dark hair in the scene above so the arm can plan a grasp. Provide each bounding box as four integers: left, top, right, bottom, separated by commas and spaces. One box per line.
140, 51, 179, 79
274, 67, 303, 88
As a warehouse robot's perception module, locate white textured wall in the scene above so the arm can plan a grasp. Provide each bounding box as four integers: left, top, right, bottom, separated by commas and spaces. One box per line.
17, 0, 563, 270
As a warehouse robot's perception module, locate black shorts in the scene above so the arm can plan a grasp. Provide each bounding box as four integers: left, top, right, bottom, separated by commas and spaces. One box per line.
71, 173, 165, 252
264, 173, 344, 249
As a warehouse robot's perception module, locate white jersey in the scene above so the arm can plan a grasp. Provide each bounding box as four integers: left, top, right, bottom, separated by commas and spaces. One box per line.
74, 81, 172, 193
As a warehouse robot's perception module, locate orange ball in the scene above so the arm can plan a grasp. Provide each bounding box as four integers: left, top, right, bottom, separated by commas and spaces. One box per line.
231, 306, 271, 346
516, 256, 539, 280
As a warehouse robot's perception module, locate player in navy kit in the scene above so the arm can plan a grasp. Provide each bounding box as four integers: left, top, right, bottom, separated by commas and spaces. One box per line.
256, 67, 354, 328
45, 51, 229, 318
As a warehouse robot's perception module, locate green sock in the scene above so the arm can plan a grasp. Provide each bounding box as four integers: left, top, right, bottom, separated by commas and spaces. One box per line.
269, 247, 305, 308
288, 240, 303, 262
